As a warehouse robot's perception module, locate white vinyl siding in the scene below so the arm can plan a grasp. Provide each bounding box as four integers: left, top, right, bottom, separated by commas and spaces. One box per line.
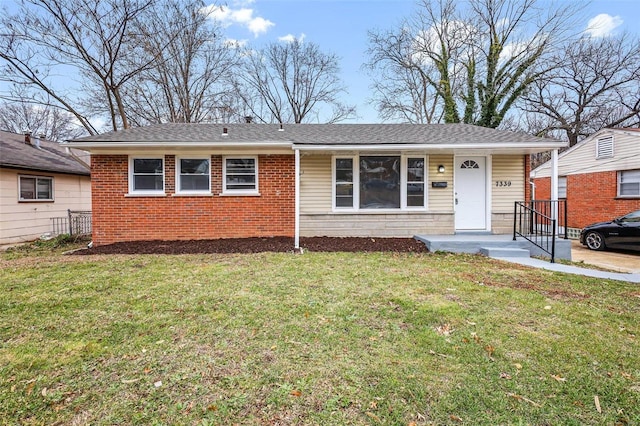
1, 168, 91, 245
531, 131, 640, 178
618, 170, 640, 197
491, 155, 524, 213
299, 155, 332, 213
427, 155, 453, 212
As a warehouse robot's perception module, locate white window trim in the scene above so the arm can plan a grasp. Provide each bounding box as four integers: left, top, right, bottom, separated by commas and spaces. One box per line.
222, 156, 259, 195
18, 174, 54, 201
331, 154, 428, 212
175, 156, 211, 195
128, 156, 165, 195
618, 169, 640, 198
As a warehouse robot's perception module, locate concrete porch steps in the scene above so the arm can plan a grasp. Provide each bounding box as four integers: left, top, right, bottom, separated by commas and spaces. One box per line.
479, 247, 530, 258
413, 234, 572, 261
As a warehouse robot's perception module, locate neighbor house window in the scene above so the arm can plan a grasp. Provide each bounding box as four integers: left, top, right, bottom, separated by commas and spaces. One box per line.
177, 157, 210, 193
618, 170, 640, 197
19, 175, 53, 201
596, 135, 614, 159
558, 176, 567, 199
223, 157, 258, 193
130, 157, 164, 193
333, 155, 427, 210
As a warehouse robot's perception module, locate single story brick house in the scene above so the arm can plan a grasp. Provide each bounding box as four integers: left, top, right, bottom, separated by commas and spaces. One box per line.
531, 128, 640, 232
1, 131, 91, 245
65, 123, 566, 247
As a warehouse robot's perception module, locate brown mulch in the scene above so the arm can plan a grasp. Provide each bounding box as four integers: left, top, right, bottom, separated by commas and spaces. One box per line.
70, 237, 429, 255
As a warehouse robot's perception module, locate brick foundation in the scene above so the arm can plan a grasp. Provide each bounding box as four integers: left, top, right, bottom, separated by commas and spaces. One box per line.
91, 154, 295, 246
533, 171, 640, 228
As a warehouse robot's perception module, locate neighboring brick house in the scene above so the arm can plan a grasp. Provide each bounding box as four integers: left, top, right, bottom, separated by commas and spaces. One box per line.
0, 131, 91, 245
531, 128, 640, 231
65, 123, 565, 247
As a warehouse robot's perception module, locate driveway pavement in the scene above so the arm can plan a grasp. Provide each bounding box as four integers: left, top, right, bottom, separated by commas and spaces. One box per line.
571, 240, 640, 273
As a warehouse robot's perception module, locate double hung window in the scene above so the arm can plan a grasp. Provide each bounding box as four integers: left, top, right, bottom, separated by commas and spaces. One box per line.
177, 158, 210, 193
19, 175, 53, 201
130, 158, 164, 194
619, 170, 640, 197
223, 157, 258, 194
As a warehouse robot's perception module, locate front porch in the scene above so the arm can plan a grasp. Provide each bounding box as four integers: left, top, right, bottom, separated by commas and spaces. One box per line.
414, 233, 572, 261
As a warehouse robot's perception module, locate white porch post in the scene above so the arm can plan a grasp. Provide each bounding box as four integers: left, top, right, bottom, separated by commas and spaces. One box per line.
550, 149, 559, 233
294, 148, 300, 250
550, 149, 558, 202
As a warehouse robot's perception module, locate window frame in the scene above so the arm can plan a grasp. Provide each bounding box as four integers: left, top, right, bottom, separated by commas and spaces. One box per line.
129, 156, 165, 195
175, 156, 211, 194
618, 169, 640, 198
18, 175, 54, 202
558, 176, 567, 199
222, 156, 259, 195
331, 154, 428, 211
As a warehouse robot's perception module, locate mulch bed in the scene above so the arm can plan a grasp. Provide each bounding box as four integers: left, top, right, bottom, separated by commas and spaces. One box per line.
70, 237, 428, 255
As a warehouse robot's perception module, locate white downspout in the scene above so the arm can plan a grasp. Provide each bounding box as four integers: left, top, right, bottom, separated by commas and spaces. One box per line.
294, 148, 300, 250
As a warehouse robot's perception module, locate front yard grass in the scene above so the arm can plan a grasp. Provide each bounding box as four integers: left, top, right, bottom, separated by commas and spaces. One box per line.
1, 247, 638, 425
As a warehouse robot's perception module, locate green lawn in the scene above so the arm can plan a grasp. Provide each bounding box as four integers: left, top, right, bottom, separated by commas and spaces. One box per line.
1, 242, 638, 425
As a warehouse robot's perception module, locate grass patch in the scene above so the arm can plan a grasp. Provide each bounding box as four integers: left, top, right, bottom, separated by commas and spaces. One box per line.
1, 250, 639, 425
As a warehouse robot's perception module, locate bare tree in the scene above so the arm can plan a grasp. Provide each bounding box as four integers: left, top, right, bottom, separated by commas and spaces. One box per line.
123, 0, 242, 125
0, 0, 155, 133
366, 0, 576, 127
519, 33, 640, 146
0, 101, 87, 141
235, 38, 356, 124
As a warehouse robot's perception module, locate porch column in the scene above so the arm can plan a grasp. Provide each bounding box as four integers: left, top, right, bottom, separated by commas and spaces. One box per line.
550, 149, 559, 233
294, 148, 300, 250
550, 149, 559, 202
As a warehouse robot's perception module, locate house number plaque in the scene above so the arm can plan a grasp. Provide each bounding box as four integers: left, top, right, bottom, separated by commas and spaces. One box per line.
495, 180, 512, 187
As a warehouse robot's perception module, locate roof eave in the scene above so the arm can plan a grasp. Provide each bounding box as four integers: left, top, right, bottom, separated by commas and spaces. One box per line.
293, 142, 567, 152
61, 140, 294, 150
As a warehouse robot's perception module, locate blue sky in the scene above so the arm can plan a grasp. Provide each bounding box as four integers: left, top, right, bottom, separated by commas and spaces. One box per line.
210, 0, 640, 123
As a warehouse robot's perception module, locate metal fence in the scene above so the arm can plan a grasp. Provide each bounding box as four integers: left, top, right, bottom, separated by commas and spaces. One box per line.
51, 210, 92, 237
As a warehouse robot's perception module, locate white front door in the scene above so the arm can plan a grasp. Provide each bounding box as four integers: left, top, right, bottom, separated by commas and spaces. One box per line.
454, 156, 487, 230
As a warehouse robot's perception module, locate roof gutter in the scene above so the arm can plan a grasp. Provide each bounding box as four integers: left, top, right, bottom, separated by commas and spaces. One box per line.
292, 142, 567, 151
61, 141, 294, 149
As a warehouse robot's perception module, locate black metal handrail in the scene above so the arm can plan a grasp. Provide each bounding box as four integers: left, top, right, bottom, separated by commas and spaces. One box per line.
528, 199, 568, 239
513, 200, 563, 263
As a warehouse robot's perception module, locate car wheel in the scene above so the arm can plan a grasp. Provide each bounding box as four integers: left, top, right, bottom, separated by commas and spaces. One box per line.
585, 231, 606, 251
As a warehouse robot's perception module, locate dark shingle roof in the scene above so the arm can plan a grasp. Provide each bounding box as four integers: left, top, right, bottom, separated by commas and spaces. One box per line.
69, 123, 560, 146
0, 131, 90, 175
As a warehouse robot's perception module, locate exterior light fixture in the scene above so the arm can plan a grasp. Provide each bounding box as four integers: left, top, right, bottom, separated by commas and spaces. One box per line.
438, 165, 445, 173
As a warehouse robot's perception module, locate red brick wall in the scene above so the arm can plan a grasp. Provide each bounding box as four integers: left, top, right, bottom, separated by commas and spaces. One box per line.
533, 171, 640, 228
90, 154, 295, 245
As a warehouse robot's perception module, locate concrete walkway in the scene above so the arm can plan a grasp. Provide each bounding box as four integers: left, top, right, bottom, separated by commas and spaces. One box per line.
491, 256, 640, 283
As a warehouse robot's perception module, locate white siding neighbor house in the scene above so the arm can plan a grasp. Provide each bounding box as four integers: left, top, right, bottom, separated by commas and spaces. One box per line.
0, 131, 91, 245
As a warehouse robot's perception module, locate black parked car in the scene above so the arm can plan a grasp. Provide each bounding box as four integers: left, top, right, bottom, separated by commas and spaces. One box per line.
580, 210, 640, 251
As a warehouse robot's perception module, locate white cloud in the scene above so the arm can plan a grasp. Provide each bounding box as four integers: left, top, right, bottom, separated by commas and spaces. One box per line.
278, 33, 306, 43
201, 2, 274, 38
585, 13, 623, 38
